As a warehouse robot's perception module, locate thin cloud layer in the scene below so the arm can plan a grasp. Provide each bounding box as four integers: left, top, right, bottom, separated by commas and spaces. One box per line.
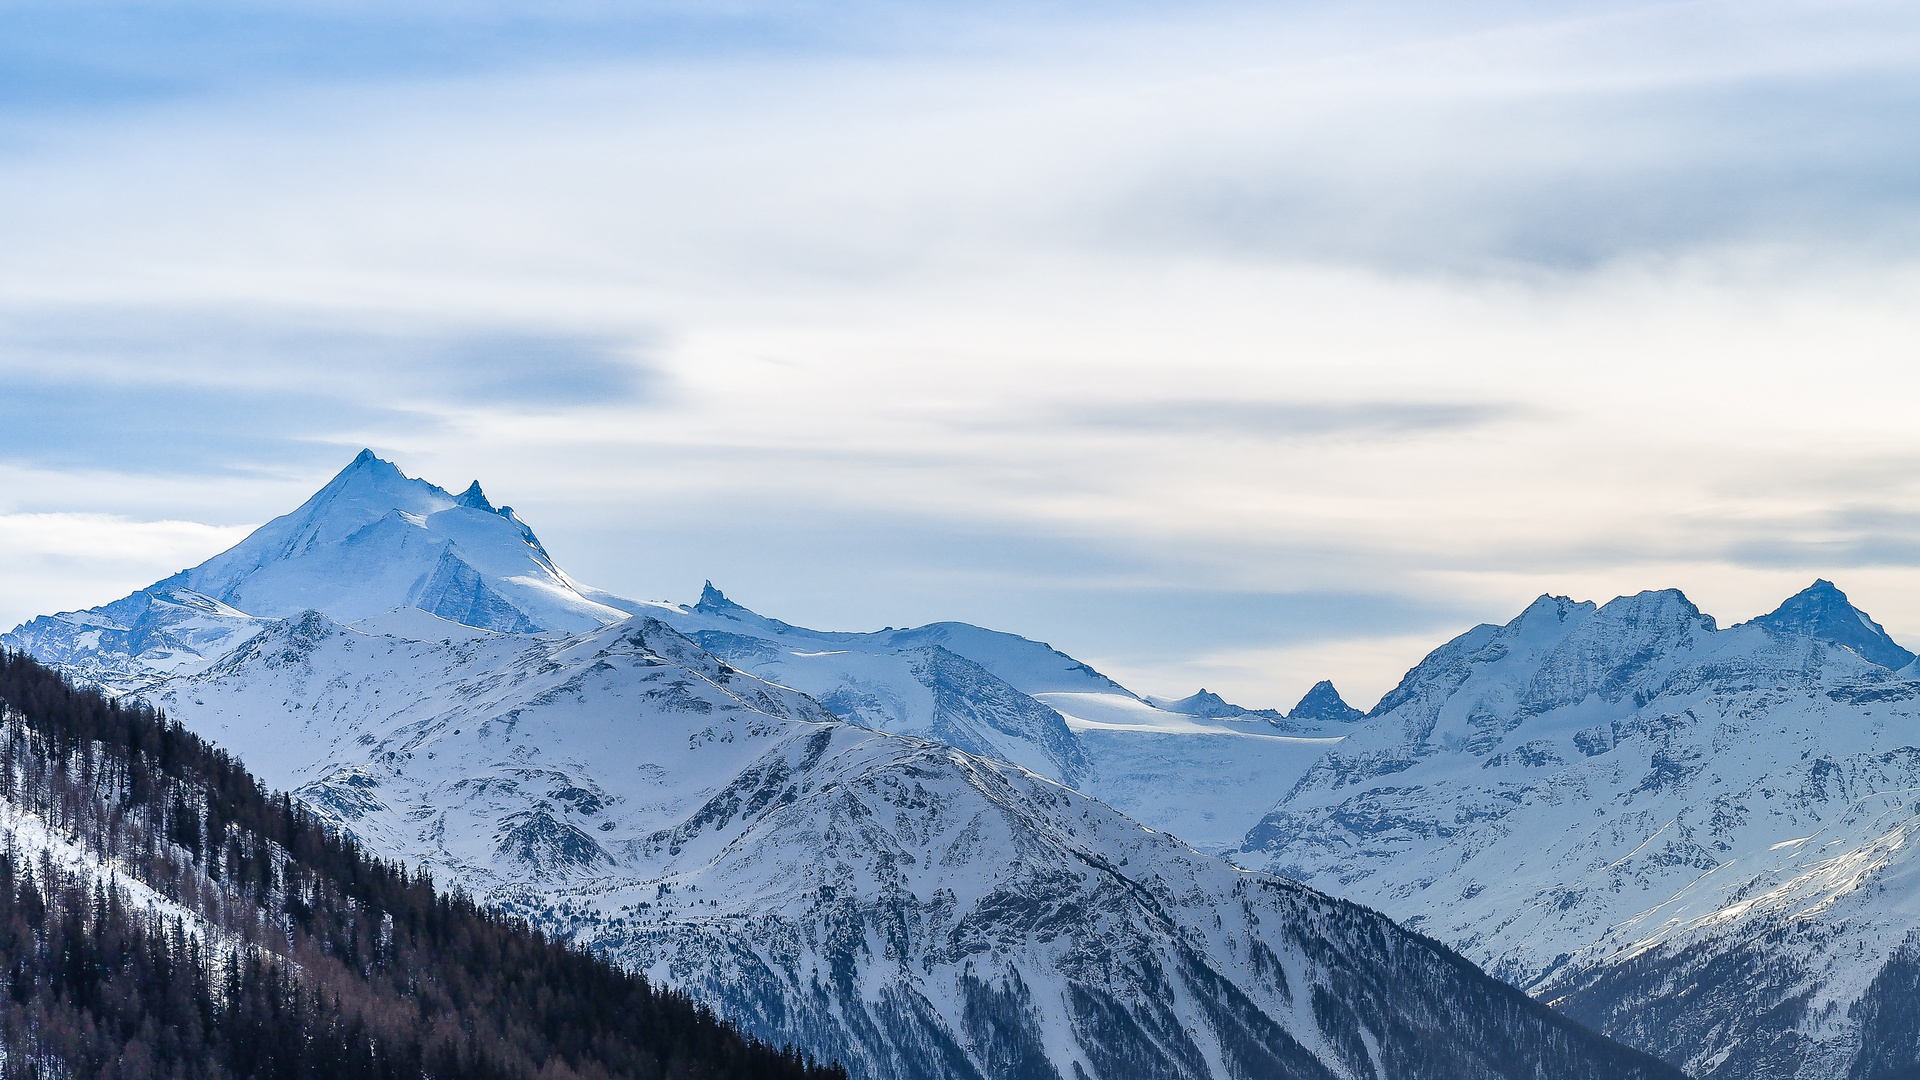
0, 312, 662, 473
0, 513, 255, 622
1062, 401, 1527, 439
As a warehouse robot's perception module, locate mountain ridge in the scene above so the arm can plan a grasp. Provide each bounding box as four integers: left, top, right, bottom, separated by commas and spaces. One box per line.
1239, 579, 1920, 1078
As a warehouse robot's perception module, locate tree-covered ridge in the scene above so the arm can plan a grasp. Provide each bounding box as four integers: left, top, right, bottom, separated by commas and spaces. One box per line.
0, 648, 846, 1080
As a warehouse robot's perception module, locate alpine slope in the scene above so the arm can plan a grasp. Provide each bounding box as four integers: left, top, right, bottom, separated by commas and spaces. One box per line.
1242, 581, 1920, 1079
636, 582, 1353, 854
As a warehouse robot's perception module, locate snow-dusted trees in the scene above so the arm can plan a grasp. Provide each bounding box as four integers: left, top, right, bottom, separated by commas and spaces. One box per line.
0, 649, 842, 1080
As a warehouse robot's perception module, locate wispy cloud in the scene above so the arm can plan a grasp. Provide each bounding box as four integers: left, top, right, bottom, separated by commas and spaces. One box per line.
0, 513, 254, 623
1111, 68, 1920, 272
0, 512, 250, 564
0, 379, 425, 474
1060, 400, 1527, 439
0, 310, 658, 405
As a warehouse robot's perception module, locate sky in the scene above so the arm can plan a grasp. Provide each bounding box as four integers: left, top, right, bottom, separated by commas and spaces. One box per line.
3, 0, 1920, 710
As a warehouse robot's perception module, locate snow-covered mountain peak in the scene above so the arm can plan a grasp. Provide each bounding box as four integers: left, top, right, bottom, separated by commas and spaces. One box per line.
176, 452, 632, 633
1158, 688, 1244, 717
1289, 679, 1363, 723
1593, 586, 1714, 631
2, 452, 636, 691
562, 612, 755, 683
1480, 588, 1710, 664
1515, 591, 1593, 630
693, 580, 773, 623
455, 479, 497, 511
1242, 579, 1920, 1077
1746, 578, 1915, 670
262, 447, 455, 549
1361, 588, 1715, 739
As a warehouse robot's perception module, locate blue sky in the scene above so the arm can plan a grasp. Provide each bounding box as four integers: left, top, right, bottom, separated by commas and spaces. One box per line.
3, 0, 1919, 707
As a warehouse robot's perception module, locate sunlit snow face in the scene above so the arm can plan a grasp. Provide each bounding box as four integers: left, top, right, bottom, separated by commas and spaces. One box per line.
3, 0, 1920, 709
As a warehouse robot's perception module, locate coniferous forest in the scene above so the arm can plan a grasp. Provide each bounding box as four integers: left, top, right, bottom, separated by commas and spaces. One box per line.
0, 649, 845, 1080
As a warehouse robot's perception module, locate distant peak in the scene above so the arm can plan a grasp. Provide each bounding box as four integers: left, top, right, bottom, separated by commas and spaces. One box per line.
1806, 578, 1842, 598
326, 449, 407, 487
1289, 680, 1364, 723
1751, 579, 1915, 670
1163, 689, 1237, 717
1514, 594, 1590, 627
695, 581, 751, 617
1157, 688, 1293, 720
455, 481, 495, 512
1598, 588, 1705, 620
1773, 579, 1860, 615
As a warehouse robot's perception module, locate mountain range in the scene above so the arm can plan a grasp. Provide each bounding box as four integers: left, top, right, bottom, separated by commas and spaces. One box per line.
17, 449, 1920, 1078
0, 451, 1683, 1080
1243, 581, 1920, 1078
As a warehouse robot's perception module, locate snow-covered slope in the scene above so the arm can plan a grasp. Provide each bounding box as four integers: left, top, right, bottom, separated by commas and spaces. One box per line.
3, 585, 267, 693
1241, 580, 1920, 1079
1026, 691, 1344, 853
639, 584, 1352, 853
133, 608, 1678, 1080
0, 709, 221, 948
2, 451, 626, 692
646, 584, 1094, 787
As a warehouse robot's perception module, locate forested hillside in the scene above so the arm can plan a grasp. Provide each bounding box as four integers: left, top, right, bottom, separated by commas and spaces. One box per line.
0, 648, 843, 1080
